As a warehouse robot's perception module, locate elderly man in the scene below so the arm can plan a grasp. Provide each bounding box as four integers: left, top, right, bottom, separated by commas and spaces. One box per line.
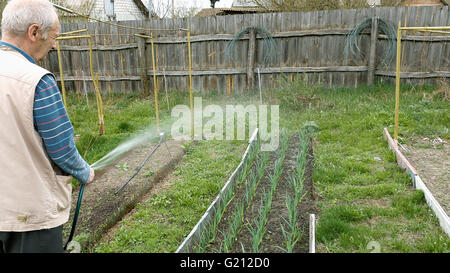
0, 0, 94, 253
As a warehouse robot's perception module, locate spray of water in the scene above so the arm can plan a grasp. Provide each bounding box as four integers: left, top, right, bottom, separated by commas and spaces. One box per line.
90, 118, 175, 171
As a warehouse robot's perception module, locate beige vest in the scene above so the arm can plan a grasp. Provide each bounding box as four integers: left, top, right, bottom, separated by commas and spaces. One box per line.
0, 46, 72, 232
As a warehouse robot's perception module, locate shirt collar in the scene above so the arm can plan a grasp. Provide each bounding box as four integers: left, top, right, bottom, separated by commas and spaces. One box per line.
0, 41, 37, 64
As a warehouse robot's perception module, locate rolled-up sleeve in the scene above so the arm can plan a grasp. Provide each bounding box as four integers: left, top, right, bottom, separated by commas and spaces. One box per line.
33, 74, 91, 184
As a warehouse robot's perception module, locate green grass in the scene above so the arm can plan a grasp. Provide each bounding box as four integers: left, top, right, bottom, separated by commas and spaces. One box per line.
271, 78, 449, 253
67, 91, 189, 165
67, 76, 449, 253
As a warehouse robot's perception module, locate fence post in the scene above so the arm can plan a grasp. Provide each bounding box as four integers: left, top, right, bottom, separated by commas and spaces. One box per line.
137, 34, 150, 96
247, 27, 256, 91
368, 16, 378, 85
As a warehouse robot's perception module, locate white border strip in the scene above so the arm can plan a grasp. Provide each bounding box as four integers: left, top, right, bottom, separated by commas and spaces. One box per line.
175, 128, 259, 253
415, 176, 450, 237
309, 214, 316, 253
383, 128, 450, 237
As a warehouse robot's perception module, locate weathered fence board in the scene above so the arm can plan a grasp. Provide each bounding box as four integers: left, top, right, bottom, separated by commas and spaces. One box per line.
14, 6, 445, 94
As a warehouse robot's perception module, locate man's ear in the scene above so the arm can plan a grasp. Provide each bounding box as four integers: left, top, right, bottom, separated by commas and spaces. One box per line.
27, 24, 40, 42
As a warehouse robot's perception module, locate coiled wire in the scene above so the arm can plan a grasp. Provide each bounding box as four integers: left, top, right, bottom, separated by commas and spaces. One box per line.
344, 17, 397, 68
225, 26, 277, 66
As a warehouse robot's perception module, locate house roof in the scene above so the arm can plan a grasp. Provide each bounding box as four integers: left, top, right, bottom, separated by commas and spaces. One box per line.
232, 0, 259, 7
52, 0, 153, 17
132, 0, 149, 17
54, 0, 94, 15
195, 6, 272, 17
195, 8, 226, 17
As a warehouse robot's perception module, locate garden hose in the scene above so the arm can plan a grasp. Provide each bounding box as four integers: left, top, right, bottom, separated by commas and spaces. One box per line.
63, 132, 166, 250
64, 183, 85, 251
114, 132, 165, 195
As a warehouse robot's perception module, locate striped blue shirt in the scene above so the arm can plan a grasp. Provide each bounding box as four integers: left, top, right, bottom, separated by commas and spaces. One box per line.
0, 42, 91, 184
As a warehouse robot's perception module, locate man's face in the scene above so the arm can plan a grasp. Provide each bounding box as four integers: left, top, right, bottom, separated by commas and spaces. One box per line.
34, 20, 59, 62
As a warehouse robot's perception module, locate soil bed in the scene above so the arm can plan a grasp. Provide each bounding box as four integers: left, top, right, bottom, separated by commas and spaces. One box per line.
404, 137, 449, 216
206, 150, 278, 252
201, 133, 316, 253
63, 138, 186, 251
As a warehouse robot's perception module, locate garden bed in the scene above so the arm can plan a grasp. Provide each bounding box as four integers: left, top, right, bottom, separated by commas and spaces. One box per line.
71, 83, 449, 253
403, 137, 449, 217
63, 138, 186, 251
179, 130, 317, 253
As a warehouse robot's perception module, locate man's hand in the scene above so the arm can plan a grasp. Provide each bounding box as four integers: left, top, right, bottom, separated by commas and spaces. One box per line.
87, 168, 95, 184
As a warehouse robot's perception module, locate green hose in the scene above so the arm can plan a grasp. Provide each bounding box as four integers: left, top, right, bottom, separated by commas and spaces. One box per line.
64, 183, 85, 251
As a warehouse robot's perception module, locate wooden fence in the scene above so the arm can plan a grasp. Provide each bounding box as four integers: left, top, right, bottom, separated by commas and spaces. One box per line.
32, 6, 450, 94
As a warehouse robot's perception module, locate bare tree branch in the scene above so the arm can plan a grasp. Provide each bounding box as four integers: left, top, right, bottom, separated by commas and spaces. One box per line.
252, 0, 403, 12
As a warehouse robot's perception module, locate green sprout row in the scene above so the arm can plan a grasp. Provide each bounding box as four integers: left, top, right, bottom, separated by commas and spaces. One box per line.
193, 134, 261, 252
221, 201, 245, 252
246, 132, 290, 252
193, 185, 234, 253
291, 132, 309, 206
219, 150, 271, 252
194, 130, 293, 253
246, 190, 270, 253
278, 195, 302, 253
277, 132, 310, 252
244, 151, 270, 209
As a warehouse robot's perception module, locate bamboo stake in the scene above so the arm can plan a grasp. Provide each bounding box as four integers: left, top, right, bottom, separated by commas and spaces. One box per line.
95, 75, 104, 135
392, 25, 449, 141
258, 68, 262, 105
394, 21, 402, 141
188, 27, 194, 138
56, 40, 67, 108
400, 26, 450, 31
88, 37, 105, 136
409, 29, 450, 35
81, 70, 89, 106
163, 68, 170, 112
56, 35, 92, 40
401, 15, 407, 70
150, 33, 160, 134
134, 33, 150, 97
59, 29, 88, 36
56, 34, 105, 135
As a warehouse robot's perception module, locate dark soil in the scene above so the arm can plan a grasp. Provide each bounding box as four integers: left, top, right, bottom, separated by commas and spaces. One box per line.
63, 139, 186, 251
206, 148, 279, 252
204, 133, 317, 253
293, 140, 317, 253
261, 135, 317, 253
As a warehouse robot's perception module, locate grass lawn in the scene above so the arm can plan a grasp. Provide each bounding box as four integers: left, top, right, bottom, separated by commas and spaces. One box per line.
67, 78, 449, 253
274, 79, 449, 252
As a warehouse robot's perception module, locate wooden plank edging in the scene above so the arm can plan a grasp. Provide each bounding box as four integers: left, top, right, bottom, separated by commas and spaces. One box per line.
383, 128, 450, 237
175, 129, 259, 253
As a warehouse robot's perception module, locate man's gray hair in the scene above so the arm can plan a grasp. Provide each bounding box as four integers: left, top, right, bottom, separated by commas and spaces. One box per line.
1, 0, 58, 39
